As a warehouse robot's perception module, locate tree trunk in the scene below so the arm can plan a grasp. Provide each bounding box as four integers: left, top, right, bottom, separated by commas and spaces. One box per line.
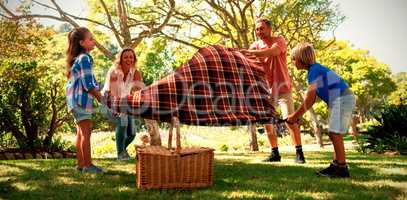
308, 108, 324, 148
248, 124, 259, 151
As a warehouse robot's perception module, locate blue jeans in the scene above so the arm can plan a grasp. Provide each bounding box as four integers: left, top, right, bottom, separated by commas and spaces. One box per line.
101, 104, 140, 155
114, 115, 136, 155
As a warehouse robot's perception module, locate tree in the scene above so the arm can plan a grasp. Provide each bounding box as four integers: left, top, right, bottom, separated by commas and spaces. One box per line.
388, 72, 407, 105
0, 19, 70, 149
0, 0, 176, 60
317, 40, 396, 122
137, 38, 177, 85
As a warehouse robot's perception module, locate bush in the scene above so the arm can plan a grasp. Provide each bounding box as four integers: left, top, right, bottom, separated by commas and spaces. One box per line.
48, 135, 75, 152
358, 103, 407, 154
220, 144, 229, 152
0, 132, 18, 150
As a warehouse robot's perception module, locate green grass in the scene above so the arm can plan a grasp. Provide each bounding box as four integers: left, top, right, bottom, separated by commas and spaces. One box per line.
1, 126, 406, 199
1, 151, 406, 200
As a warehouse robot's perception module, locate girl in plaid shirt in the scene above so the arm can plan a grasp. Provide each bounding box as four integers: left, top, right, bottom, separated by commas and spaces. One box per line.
66, 27, 103, 173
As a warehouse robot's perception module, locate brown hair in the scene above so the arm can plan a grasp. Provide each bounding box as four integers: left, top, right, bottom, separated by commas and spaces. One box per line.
66, 27, 90, 78
291, 42, 316, 66
114, 47, 137, 68
255, 18, 272, 27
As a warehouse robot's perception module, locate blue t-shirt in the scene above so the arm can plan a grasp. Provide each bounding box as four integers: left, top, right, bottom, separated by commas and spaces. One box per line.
307, 63, 349, 106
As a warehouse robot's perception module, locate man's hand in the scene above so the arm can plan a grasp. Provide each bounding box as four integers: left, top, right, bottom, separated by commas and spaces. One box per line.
240, 49, 257, 60
240, 49, 250, 55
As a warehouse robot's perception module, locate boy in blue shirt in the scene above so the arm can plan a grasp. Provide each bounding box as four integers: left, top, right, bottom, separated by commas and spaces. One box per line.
287, 43, 356, 178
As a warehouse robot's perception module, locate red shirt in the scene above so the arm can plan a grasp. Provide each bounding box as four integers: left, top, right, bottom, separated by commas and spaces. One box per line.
250, 36, 292, 95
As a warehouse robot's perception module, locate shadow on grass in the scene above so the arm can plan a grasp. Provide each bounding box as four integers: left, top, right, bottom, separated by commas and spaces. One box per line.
0, 152, 406, 200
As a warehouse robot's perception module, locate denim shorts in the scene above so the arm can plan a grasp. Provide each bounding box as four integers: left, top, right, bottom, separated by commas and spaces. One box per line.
71, 107, 92, 124
328, 94, 356, 134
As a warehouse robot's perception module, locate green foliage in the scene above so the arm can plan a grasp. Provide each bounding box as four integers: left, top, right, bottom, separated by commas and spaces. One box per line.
311, 41, 396, 122
355, 134, 369, 154
48, 135, 75, 152
360, 103, 407, 154
0, 20, 53, 60
267, 0, 344, 47
0, 133, 18, 150
388, 72, 407, 105
0, 19, 71, 149
138, 39, 177, 85
220, 144, 229, 152
0, 61, 48, 148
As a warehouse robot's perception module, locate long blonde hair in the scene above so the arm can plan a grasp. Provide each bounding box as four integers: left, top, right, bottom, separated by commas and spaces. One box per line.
113, 47, 137, 69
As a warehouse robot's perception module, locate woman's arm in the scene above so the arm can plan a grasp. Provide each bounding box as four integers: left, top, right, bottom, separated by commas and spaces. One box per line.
131, 70, 144, 92
133, 70, 142, 81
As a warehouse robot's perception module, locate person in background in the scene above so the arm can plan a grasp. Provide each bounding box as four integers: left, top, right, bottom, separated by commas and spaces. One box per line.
102, 48, 144, 160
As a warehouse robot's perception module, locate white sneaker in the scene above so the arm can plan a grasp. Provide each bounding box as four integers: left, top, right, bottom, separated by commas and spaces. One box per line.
118, 150, 131, 161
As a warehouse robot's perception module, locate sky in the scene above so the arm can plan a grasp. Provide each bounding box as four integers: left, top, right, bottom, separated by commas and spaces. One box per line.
331, 0, 407, 74
4, 0, 407, 73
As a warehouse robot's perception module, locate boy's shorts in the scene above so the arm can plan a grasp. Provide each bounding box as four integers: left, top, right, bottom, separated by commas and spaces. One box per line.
71, 107, 92, 124
328, 94, 356, 134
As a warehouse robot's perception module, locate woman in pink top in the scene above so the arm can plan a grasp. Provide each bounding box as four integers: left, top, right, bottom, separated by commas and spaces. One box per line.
102, 48, 144, 160
241, 18, 305, 164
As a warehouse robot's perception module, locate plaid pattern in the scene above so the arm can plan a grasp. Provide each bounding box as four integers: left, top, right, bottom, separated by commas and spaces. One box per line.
66, 53, 99, 112
107, 45, 278, 125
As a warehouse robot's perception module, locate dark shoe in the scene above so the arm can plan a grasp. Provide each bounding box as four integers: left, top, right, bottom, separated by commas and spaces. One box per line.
262, 153, 281, 162
118, 150, 131, 161
82, 165, 104, 174
316, 163, 350, 178
75, 165, 83, 172
295, 151, 306, 164
335, 166, 350, 178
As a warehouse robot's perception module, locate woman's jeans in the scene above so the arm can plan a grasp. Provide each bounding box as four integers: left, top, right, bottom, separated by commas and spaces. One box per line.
114, 115, 136, 155
101, 105, 140, 155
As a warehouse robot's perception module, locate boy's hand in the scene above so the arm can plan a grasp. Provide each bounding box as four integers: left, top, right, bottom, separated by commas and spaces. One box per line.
286, 114, 298, 124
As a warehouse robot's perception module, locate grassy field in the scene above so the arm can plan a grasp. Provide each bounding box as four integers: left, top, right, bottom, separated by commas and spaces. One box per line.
1, 127, 406, 199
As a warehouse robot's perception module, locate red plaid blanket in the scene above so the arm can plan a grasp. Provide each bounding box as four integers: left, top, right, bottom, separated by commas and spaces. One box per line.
106, 45, 278, 125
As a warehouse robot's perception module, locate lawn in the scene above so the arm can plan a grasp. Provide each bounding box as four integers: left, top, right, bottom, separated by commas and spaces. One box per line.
1, 126, 406, 199
1, 150, 406, 199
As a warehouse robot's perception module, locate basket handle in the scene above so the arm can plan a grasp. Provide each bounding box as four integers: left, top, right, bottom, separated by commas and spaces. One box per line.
167, 117, 181, 151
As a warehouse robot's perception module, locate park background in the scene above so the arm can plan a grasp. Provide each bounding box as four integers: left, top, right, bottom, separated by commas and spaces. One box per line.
0, 0, 406, 199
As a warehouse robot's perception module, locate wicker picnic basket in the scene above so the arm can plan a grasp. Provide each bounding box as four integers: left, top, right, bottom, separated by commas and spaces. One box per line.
136, 117, 214, 189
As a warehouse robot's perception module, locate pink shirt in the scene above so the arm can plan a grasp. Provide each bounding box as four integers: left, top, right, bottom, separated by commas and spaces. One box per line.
250, 36, 292, 95
102, 67, 144, 98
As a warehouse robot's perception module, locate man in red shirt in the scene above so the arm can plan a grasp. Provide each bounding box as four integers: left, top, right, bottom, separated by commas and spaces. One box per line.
242, 19, 305, 163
